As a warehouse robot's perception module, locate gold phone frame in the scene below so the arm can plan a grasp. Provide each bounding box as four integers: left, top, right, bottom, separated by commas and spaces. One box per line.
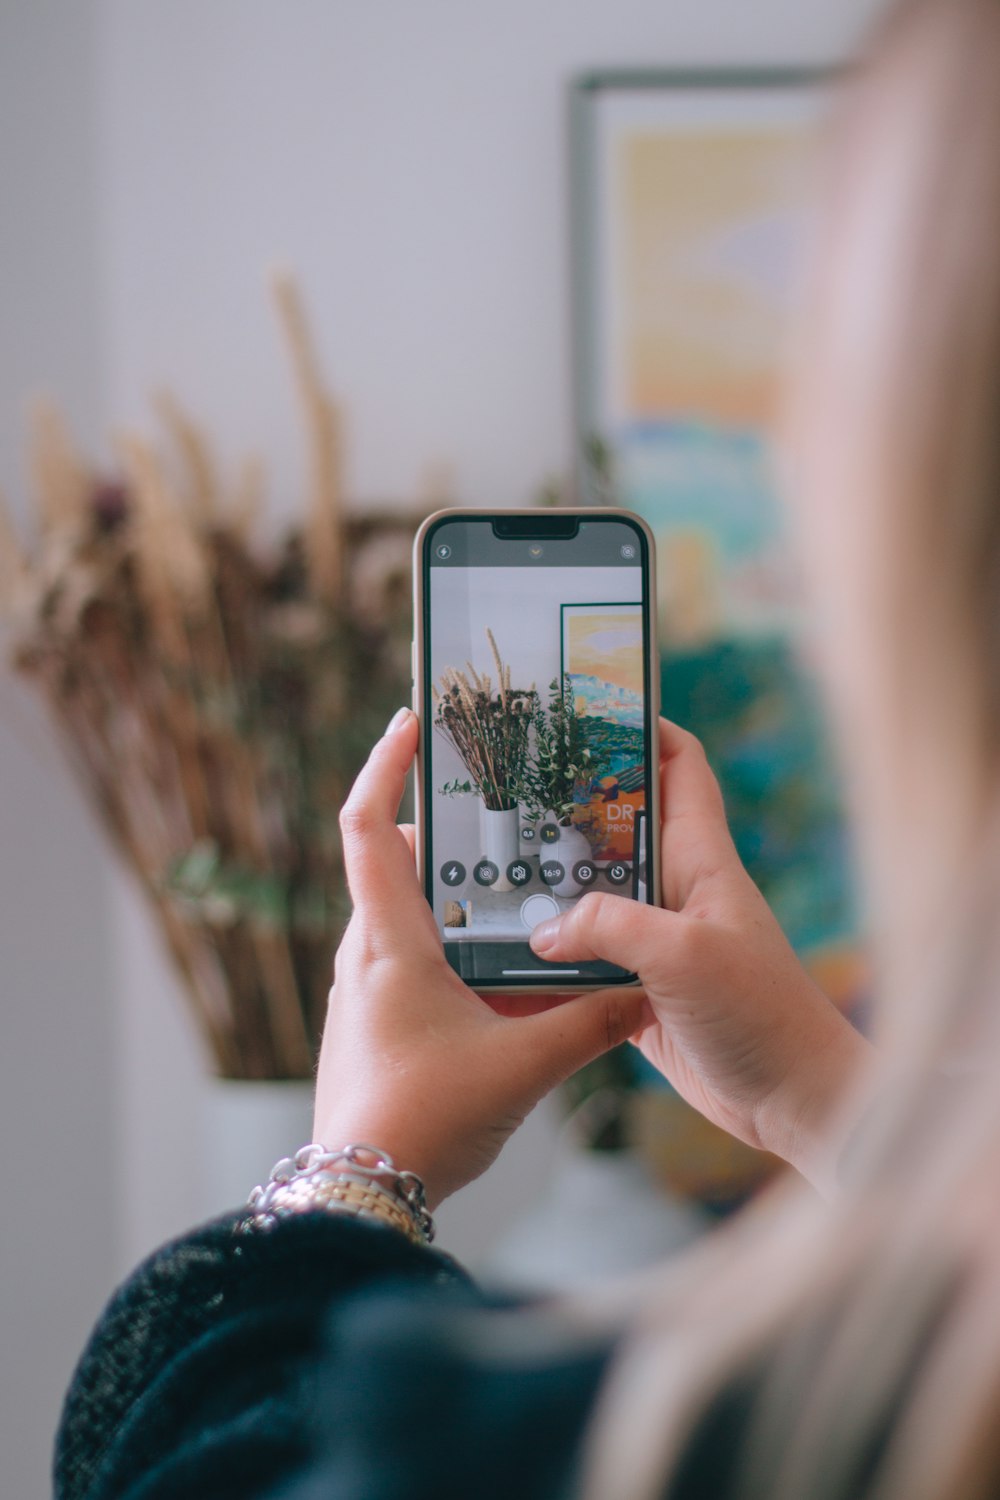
412, 507, 660, 993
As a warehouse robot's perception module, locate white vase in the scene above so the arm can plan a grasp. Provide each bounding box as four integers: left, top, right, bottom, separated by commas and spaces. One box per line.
518, 810, 539, 857
200, 1077, 315, 1219
541, 818, 594, 899
480, 805, 519, 892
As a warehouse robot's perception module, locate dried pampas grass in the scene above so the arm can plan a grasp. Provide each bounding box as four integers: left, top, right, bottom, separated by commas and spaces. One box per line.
1, 276, 421, 1079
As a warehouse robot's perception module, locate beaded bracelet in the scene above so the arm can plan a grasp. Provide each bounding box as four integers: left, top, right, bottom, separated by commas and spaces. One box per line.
243, 1143, 435, 1246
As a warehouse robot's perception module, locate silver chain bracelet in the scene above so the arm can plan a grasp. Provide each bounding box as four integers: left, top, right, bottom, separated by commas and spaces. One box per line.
243, 1143, 435, 1245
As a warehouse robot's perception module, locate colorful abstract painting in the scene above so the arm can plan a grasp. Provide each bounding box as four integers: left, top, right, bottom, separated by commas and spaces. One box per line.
572, 75, 866, 1179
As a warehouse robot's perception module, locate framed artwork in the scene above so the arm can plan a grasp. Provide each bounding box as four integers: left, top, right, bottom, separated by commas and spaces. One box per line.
569, 70, 865, 1019
560, 602, 645, 863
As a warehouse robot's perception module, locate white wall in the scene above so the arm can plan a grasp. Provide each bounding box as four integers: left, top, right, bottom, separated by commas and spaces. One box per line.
0, 5, 115, 1499
99, 0, 883, 516
2, 1, 887, 1495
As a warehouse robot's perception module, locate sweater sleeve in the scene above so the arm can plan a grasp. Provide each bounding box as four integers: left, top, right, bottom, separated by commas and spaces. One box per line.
289, 1289, 614, 1500
54, 1210, 471, 1500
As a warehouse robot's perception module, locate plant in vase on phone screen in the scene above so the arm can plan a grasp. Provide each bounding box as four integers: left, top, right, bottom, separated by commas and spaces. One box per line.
521, 675, 608, 828
433, 629, 536, 811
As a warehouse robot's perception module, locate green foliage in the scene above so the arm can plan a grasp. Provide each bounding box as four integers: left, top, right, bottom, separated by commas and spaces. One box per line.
520, 675, 609, 824
165, 839, 329, 932
439, 777, 475, 798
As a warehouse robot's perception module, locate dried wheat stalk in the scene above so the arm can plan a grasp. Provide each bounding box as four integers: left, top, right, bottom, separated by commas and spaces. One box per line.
3, 276, 420, 1079
270, 268, 344, 602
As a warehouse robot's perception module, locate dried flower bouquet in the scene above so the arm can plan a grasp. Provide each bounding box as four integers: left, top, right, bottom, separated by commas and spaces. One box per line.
433, 629, 538, 813
0, 276, 418, 1080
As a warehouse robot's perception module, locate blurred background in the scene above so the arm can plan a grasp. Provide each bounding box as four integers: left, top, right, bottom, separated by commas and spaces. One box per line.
0, 2, 884, 1496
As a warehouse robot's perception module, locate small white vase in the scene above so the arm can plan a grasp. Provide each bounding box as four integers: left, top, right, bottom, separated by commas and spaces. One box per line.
480, 804, 519, 892
541, 818, 593, 898
200, 1077, 315, 1219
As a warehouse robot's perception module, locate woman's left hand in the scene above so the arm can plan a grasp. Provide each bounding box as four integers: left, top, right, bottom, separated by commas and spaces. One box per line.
313, 707, 652, 1210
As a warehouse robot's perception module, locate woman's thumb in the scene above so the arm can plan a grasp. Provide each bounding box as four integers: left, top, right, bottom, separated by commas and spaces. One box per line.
528, 891, 670, 974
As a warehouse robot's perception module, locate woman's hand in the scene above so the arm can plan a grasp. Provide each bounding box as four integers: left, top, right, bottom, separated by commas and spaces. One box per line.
313, 707, 653, 1210
528, 720, 872, 1193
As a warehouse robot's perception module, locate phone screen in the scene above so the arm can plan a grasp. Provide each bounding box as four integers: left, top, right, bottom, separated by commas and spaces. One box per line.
420, 513, 657, 988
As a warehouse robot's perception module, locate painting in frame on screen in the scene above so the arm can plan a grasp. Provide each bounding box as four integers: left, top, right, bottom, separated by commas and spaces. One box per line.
560, 602, 646, 864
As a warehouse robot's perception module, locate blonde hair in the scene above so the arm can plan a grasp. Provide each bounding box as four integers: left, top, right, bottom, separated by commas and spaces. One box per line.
580, 3, 1000, 1496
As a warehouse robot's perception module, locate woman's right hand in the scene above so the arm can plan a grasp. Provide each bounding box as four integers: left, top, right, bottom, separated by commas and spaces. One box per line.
529, 720, 871, 1192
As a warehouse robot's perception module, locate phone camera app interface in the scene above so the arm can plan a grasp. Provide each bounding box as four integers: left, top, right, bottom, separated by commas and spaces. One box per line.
426, 519, 650, 986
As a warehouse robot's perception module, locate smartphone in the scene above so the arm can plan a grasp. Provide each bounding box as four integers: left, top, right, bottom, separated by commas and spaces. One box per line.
413, 508, 659, 993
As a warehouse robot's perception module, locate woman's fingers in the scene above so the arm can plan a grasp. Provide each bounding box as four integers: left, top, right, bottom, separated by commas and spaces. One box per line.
339, 709, 427, 919
657, 718, 738, 910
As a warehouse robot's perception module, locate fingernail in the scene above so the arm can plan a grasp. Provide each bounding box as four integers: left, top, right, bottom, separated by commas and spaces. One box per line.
529, 918, 561, 953
384, 706, 414, 736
